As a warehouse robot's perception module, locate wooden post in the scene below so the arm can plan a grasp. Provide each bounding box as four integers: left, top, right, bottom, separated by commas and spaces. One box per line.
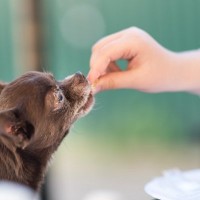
10, 0, 44, 75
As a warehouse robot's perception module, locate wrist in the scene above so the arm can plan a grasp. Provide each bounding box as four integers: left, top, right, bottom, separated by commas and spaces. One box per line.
163, 49, 200, 94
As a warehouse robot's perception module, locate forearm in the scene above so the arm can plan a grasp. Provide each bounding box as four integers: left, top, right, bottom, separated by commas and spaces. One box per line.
168, 49, 200, 94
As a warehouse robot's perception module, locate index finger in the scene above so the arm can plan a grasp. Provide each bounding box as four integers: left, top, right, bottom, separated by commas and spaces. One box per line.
88, 37, 133, 83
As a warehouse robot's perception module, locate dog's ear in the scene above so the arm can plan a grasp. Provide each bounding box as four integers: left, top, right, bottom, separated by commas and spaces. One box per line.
0, 108, 35, 149
0, 81, 7, 94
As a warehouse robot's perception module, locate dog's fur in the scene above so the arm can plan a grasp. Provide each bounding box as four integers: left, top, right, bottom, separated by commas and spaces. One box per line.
0, 71, 94, 190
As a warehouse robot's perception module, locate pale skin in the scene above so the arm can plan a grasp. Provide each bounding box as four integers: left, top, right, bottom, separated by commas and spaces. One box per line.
87, 27, 200, 94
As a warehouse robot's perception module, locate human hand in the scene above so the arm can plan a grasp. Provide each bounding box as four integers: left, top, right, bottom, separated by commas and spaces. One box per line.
88, 27, 179, 94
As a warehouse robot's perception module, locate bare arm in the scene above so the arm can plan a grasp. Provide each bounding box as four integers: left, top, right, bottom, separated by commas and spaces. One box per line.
87, 27, 200, 94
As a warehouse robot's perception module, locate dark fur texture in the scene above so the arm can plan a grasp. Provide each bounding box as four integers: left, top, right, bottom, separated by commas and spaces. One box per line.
0, 71, 94, 190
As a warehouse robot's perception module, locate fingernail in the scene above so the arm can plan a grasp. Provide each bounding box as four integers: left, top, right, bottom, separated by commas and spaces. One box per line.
91, 80, 101, 94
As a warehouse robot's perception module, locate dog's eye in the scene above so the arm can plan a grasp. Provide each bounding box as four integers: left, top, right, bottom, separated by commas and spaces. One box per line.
58, 93, 63, 103
52, 91, 65, 111
54, 90, 64, 105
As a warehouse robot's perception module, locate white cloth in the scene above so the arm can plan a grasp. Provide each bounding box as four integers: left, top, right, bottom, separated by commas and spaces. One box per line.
0, 181, 39, 200
145, 169, 200, 200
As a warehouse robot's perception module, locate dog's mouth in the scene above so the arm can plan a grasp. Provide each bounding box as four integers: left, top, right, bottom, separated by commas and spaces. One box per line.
77, 89, 94, 116
81, 91, 94, 112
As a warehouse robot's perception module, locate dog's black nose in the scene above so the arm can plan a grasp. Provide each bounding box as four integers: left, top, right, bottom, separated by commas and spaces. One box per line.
75, 71, 85, 79
75, 71, 83, 76
75, 71, 87, 83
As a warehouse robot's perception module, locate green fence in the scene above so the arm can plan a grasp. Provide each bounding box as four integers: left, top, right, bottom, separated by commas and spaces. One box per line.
0, 0, 14, 81
1, 0, 200, 147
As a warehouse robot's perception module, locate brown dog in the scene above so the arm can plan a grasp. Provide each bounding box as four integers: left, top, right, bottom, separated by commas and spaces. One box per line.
0, 71, 94, 191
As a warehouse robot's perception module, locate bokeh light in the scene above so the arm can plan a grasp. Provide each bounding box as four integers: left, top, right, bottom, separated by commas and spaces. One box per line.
60, 3, 106, 49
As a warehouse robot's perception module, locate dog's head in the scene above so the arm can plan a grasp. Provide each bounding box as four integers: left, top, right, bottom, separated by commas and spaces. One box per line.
0, 71, 94, 150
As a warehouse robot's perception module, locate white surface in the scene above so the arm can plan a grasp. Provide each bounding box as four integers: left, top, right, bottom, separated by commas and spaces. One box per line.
0, 181, 39, 200
82, 190, 121, 200
145, 169, 200, 200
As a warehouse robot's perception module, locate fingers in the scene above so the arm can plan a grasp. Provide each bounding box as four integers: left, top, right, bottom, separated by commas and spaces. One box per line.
92, 70, 132, 94
88, 37, 134, 83
87, 62, 120, 85
87, 68, 101, 84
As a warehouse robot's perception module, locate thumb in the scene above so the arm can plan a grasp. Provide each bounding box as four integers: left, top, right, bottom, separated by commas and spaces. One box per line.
87, 68, 101, 84
93, 71, 131, 93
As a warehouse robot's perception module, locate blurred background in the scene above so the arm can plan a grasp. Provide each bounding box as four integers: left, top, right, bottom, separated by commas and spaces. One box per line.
1, 0, 200, 199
